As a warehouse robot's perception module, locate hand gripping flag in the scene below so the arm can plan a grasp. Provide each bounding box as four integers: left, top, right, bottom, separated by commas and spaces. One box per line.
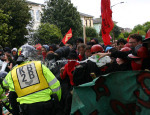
101, 0, 114, 46
62, 28, 72, 45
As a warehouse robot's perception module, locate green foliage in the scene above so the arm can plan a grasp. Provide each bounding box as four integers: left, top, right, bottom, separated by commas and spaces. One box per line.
131, 24, 144, 34
131, 22, 150, 35
41, 0, 82, 43
118, 33, 124, 39
0, 0, 31, 47
132, 24, 143, 33
0, 10, 14, 47
86, 27, 98, 38
123, 32, 130, 38
111, 24, 121, 40
143, 21, 150, 33
34, 23, 63, 44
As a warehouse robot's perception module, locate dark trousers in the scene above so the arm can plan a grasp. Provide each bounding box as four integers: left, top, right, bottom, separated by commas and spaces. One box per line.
20, 100, 54, 115
9, 91, 20, 115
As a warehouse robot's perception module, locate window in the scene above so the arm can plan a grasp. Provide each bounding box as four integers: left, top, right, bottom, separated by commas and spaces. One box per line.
30, 10, 34, 20
36, 10, 41, 21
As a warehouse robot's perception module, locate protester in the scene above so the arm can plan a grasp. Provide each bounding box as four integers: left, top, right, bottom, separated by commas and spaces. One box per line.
0, 49, 4, 61
117, 38, 127, 50
85, 45, 92, 58
129, 34, 142, 48
11, 48, 18, 61
100, 47, 132, 74
42, 45, 49, 61
3, 44, 61, 115
3, 47, 11, 54
128, 34, 149, 70
60, 49, 79, 114
36, 45, 42, 55
0, 72, 12, 115
76, 38, 84, 46
142, 29, 150, 70
60, 49, 79, 86
90, 38, 99, 45
111, 40, 118, 48
105, 46, 113, 53
77, 43, 86, 61
128, 43, 149, 70
4, 52, 16, 72
49, 44, 57, 52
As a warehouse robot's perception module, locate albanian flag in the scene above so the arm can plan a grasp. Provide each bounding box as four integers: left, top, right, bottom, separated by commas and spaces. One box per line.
62, 28, 72, 45
101, 0, 114, 46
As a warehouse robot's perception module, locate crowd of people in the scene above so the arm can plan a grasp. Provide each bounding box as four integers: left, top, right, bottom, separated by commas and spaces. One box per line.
0, 32, 150, 115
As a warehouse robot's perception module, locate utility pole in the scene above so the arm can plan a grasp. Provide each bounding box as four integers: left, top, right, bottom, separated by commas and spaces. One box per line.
83, 25, 86, 44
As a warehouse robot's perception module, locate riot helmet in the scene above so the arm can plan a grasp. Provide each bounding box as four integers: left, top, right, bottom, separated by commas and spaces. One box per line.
17, 44, 37, 63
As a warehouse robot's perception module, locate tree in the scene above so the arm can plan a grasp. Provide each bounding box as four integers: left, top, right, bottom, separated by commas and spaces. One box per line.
131, 24, 144, 34
33, 23, 63, 44
0, 0, 31, 48
86, 27, 98, 38
42, 0, 82, 43
0, 10, 14, 47
143, 21, 150, 33
111, 24, 121, 40
123, 32, 130, 38
118, 33, 124, 39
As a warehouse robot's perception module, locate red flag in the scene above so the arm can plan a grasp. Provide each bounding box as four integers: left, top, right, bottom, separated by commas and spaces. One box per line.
62, 28, 72, 45
101, 0, 114, 46
127, 35, 130, 42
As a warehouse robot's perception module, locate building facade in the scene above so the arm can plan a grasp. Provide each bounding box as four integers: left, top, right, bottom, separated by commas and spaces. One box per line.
79, 12, 94, 27
26, 1, 43, 30
93, 18, 102, 36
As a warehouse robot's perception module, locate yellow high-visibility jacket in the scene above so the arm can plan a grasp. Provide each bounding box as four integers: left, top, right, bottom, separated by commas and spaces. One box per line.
3, 61, 61, 104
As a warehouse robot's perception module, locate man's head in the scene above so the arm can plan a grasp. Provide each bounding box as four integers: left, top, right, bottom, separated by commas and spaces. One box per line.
90, 38, 99, 44
67, 49, 78, 60
76, 38, 84, 46
117, 38, 127, 50
42, 45, 49, 53
85, 45, 92, 58
11, 48, 18, 56
129, 34, 142, 48
77, 43, 86, 56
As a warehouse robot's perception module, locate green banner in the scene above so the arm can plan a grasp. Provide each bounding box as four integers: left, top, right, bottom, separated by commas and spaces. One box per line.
71, 71, 150, 115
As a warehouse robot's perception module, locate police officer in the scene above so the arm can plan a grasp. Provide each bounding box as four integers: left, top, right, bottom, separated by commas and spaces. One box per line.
0, 71, 12, 115
2, 44, 61, 115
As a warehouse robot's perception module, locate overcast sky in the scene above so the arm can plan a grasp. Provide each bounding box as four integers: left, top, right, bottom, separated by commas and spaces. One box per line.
30, 0, 150, 29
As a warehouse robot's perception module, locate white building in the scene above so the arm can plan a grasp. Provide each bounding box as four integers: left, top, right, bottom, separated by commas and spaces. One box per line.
79, 12, 94, 27
26, 0, 43, 30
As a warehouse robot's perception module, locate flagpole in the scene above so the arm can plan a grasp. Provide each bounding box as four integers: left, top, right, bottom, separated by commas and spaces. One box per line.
58, 41, 63, 46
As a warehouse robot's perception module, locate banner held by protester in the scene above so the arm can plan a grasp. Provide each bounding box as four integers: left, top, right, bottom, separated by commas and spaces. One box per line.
101, 0, 114, 46
71, 71, 150, 115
